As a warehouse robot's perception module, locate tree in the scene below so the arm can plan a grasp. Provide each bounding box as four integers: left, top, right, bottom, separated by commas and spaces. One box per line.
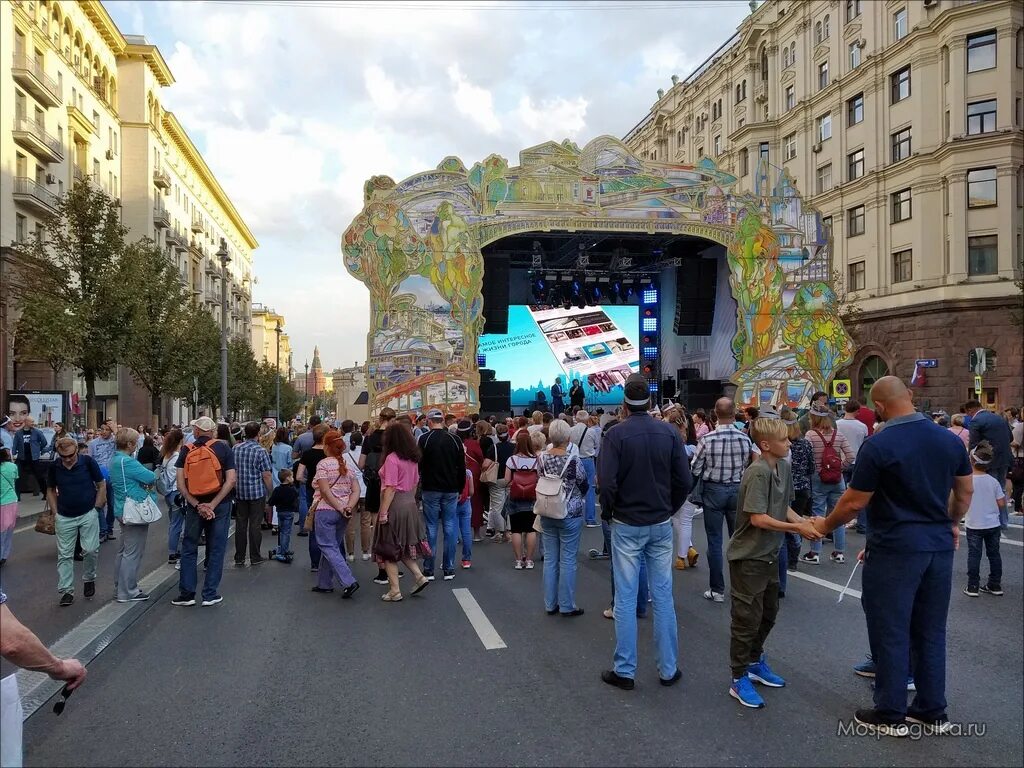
120, 241, 192, 426
173, 310, 222, 418
11, 183, 134, 427
227, 338, 260, 419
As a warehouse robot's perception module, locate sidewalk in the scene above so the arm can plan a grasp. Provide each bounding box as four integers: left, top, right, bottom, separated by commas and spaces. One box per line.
13, 494, 47, 520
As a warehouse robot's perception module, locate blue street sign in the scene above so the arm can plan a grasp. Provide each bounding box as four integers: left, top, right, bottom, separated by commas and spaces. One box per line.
915, 359, 938, 368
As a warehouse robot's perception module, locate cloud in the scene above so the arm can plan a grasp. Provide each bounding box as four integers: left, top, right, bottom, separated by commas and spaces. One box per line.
447, 64, 502, 135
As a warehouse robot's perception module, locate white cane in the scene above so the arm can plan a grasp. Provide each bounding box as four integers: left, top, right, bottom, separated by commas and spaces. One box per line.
837, 559, 861, 603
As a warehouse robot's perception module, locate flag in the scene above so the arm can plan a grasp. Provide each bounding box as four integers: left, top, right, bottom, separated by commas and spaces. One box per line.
910, 363, 926, 387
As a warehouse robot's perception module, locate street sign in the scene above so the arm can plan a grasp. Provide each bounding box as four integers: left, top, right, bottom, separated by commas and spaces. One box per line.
974, 375, 983, 395
832, 379, 852, 402
915, 359, 938, 368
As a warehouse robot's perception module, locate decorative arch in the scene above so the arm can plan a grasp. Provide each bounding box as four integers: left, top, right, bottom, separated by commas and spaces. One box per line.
343, 136, 853, 414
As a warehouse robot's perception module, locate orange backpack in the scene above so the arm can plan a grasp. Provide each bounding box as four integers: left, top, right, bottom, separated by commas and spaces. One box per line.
183, 440, 224, 496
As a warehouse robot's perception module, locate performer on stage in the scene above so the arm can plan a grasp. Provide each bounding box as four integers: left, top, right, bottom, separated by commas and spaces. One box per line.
551, 378, 565, 417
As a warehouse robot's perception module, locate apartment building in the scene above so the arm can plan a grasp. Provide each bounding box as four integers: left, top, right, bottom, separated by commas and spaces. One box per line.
1, 0, 258, 425
624, 0, 1023, 411
251, 303, 291, 376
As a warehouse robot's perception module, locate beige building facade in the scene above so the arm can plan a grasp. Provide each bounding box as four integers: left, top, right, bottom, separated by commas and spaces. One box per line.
1, 0, 258, 425
251, 303, 291, 376
625, 0, 1023, 411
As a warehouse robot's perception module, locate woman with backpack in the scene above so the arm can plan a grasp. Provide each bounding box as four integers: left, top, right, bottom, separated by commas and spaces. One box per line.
505, 430, 540, 569
800, 408, 855, 565
537, 419, 588, 616
160, 428, 185, 565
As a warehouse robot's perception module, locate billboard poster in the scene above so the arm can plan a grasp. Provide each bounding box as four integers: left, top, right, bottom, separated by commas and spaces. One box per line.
5, 390, 67, 433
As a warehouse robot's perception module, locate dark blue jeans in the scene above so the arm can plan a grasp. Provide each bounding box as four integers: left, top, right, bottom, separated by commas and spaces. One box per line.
701, 481, 739, 594
966, 526, 1001, 589
861, 548, 953, 721
179, 500, 232, 602
275, 510, 294, 558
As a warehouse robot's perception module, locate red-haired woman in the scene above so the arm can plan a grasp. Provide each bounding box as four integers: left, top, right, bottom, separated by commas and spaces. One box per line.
310, 430, 360, 599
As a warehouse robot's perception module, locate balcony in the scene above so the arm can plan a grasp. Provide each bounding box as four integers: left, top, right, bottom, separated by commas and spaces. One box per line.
754, 82, 768, 104
11, 55, 62, 108
153, 204, 170, 229
11, 117, 63, 163
204, 258, 221, 276
166, 227, 187, 249
153, 167, 171, 190
66, 105, 94, 139
190, 217, 205, 234
12, 176, 58, 216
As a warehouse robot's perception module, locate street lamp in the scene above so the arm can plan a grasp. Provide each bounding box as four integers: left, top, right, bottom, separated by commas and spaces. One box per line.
275, 324, 282, 421
217, 238, 230, 420
304, 360, 310, 419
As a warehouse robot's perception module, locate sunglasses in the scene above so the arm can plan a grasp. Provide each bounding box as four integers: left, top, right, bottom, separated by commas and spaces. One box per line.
58, 449, 77, 458
53, 684, 73, 716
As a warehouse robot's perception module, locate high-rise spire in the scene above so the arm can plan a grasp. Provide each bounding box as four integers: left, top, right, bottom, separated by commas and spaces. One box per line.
311, 345, 322, 370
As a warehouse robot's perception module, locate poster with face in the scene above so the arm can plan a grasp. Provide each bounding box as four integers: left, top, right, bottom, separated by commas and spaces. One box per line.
5, 391, 66, 433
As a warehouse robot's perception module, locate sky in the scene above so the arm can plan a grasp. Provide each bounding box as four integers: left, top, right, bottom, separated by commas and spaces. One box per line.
105, 0, 752, 374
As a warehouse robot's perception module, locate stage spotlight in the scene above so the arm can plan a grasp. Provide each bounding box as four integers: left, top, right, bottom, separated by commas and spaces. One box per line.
591, 285, 602, 304
624, 285, 635, 300
531, 277, 547, 302
576, 294, 587, 310
609, 281, 622, 303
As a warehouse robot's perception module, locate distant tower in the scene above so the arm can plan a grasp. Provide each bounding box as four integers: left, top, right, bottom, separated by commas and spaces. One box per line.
307, 345, 326, 398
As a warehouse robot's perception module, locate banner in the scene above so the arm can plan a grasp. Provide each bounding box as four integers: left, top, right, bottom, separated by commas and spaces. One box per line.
5, 390, 67, 432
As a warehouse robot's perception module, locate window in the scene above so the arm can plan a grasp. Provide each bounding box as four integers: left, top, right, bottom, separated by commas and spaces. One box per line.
818, 61, 830, 90
891, 66, 911, 103
816, 163, 833, 193
817, 113, 833, 142
783, 46, 792, 68
712, 101, 719, 121
846, 0, 861, 23
785, 132, 797, 160
789, 43, 796, 66
714, 135, 721, 156
759, 142, 769, 162
967, 167, 997, 207
849, 41, 861, 70
15, 214, 27, 243
815, 21, 824, 45
942, 45, 950, 83
848, 148, 865, 180
696, 146, 703, 159
736, 81, 746, 103
848, 261, 866, 291
822, 215, 832, 236
967, 31, 996, 72
823, 15, 830, 40
892, 249, 913, 282
739, 147, 749, 176
92, 111, 100, 136
848, 205, 865, 236
848, 93, 864, 126
785, 85, 795, 111
893, 8, 908, 42
968, 235, 998, 275
891, 127, 912, 162
967, 100, 996, 135
891, 188, 912, 222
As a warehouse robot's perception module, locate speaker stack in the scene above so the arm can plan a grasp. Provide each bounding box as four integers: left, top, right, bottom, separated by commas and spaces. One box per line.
480, 379, 511, 416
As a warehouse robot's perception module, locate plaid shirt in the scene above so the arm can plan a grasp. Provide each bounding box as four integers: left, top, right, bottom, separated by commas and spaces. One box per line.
233, 439, 272, 500
690, 424, 754, 484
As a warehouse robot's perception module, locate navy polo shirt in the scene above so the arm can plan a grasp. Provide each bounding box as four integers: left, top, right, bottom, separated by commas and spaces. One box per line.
850, 413, 971, 552
47, 454, 104, 518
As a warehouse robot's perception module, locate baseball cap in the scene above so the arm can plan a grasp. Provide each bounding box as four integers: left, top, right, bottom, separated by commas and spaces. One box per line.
623, 374, 650, 408
191, 416, 217, 432
456, 418, 473, 433
426, 408, 444, 421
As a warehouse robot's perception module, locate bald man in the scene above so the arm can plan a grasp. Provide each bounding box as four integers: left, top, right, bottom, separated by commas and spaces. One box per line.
813, 376, 973, 736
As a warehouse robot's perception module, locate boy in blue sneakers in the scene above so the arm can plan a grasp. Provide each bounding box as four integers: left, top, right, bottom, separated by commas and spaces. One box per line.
267, 469, 298, 563
727, 415, 822, 708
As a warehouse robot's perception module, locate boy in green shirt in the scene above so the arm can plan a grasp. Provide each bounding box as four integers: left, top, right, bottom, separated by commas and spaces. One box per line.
727, 416, 821, 708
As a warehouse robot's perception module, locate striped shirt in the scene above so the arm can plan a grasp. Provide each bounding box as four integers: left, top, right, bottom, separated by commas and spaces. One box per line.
690, 425, 754, 484
805, 427, 855, 471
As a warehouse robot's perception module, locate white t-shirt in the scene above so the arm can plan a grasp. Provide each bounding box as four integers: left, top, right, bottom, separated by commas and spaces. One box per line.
836, 418, 869, 459
344, 447, 367, 499
965, 472, 1004, 530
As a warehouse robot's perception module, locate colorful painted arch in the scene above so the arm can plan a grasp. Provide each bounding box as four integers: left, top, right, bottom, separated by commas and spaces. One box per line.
342, 135, 854, 415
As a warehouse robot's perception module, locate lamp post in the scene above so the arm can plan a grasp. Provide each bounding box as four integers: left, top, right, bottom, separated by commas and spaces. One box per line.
217, 238, 230, 420
275, 324, 282, 421
304, 360, 310, 420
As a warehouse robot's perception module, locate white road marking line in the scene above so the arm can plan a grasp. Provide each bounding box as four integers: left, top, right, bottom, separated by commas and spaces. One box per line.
452, 588, 507, 650
788, 570, 861, 600
999, 537, 1023, 547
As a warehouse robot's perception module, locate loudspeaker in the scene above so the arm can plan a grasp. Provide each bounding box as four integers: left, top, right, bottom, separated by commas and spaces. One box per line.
661, 376, 677, 399
482, 255, 510, 335
480, 394, 511, 414
677, 367, 701, 381
677, 379, 721, 412
480, 368, 496, 383
674, 258, 718, 336
480, 380, 510, 399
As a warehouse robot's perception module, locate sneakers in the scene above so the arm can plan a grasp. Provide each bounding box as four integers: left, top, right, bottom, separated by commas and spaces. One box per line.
852, 656, 876, 678
372, 575, 389, 585
84, 581, 95, 599
800, 552, 820, 564
201, 595, 223, 606
600, 670, 635, 691
870, 678, 916, 692
443, 569, 455, 580
747, 655, 786, 687
963, 585, 979, 597
703, 589, 725, 603
423, 571, 435, 581
674, 556, 689, 571
854, 708, 909, 738
346, 554, 355, 562
830, 551, 846, 564
585, 522, 601, 528
524, 559, 535, 570
361, 553, 371, 561
729, 675, 765, 708
59, 593, 74, 607
171, 593, 196, 606
130, 592, 150, 602
461, 560, 472, 569
905, 710, 952, 735
341, 582, 360, 599
979, 584, 1003, 596
588, 549, 610, 560
514, 560, 524, 570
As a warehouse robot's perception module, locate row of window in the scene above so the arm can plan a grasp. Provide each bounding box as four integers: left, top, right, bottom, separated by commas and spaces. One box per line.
847, 234, 1000, 290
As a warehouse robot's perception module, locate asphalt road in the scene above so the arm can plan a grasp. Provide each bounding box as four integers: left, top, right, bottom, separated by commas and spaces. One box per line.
8, 509, 1024, 767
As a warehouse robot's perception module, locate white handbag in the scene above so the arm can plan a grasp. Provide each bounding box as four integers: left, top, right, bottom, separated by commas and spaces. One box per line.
120, 457, 163, 525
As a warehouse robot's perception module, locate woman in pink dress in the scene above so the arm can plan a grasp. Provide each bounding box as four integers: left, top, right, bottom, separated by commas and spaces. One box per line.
311, 431, 360, 599
693, 410, 711, 440
947, 413, 970, 450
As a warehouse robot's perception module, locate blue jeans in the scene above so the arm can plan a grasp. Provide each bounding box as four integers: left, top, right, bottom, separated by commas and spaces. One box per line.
610, 520, 677, 680
297, 484, 308, 530
702, 481, 738, 594
861, 548, 953, 721
166, 492, 184, 556
810, 475, 846, 554
965, 526, 1001, 589
990, 468, 1009, 528
541, 515, 584, 612
179, 500, 231, 602
275, 511, 294, 558
581, 457, 597, 524
457, 499, 472, 561
610, 551, 649, 614
422, 491, 458, 573
97, 479, 114, 536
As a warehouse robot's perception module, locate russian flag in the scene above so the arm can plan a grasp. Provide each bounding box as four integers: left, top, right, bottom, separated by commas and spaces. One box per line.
910, 363, 926, 388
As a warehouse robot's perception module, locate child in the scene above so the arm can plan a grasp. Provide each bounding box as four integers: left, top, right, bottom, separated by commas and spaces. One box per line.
0, 447, 19, 564
267, 469, 299, 564
963, 440, 1004, 597
727, 416, 820, 708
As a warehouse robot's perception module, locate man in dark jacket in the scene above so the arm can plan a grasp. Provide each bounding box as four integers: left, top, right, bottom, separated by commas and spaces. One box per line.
417, 409, 465, 581
965, 399, 1013, 528
598, 375, 692, 690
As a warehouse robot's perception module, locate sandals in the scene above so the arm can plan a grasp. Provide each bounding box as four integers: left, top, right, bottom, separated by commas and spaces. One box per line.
381, 592, 404, 602
411, 577, 429, 596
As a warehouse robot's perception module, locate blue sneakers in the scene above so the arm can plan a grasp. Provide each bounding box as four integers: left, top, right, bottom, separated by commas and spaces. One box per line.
747, 655, 786, 687
853, 655, 877, 678
729, 675, 765, 708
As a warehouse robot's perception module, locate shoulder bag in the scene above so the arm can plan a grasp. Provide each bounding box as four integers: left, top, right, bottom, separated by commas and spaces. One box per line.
480, 440, 499, 484
120, 457, 163, 525
304, 468, 344, 531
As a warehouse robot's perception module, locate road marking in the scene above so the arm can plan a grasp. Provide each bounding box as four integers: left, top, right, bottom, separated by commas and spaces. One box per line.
452, 588, 507, 650
1000, 536, 1023, 547
788, 570, 861, 600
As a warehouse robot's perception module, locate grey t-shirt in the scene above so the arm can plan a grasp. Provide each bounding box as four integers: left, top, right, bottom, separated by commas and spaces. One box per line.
727, 459, 794, 563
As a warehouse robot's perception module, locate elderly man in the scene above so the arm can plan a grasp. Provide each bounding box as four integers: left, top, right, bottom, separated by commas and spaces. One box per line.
232, 422, 273, 568
964, 399, 1014, 528
813, 376, 972, 736
88, 421, 118, 542
570, 410, 600, 527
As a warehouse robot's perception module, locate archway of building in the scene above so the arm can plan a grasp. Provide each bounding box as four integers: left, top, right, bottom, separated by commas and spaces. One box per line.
342, 135, 854, 415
